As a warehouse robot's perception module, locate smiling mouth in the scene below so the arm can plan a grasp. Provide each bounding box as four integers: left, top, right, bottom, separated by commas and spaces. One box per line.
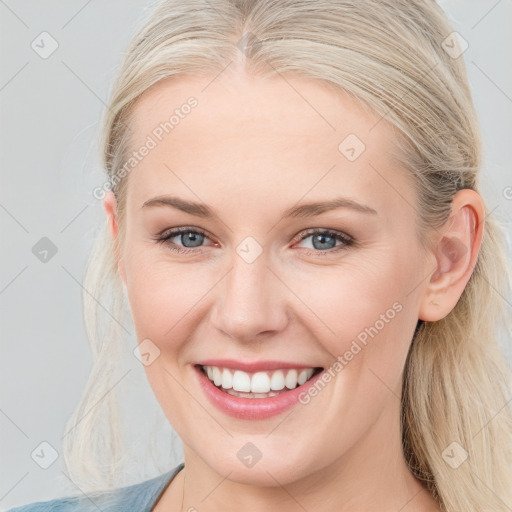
196, 364, 324, 399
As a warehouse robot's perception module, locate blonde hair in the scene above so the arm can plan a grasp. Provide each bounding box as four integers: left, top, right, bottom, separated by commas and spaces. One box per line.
62, 1, 512, 509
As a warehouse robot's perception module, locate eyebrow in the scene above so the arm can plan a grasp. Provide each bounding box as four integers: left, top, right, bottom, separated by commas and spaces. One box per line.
141, 195, 378, 218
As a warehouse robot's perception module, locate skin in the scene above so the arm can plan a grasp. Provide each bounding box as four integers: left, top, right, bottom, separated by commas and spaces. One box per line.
103, 67, 484, 511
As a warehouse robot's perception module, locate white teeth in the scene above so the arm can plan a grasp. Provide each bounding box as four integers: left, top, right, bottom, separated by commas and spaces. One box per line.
212, 367, 222, 386
285, 369, 298, 389
270, 370, 285, 391
226, 389, 280, 398
232, 370, 251, 392
221, 368, 233, 389
297, 369, 310, 386
202, 366, 316, 394
251, 372, 270, 393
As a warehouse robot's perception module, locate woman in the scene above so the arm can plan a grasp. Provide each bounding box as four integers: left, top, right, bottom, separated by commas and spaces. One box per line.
9, 0, 512, 511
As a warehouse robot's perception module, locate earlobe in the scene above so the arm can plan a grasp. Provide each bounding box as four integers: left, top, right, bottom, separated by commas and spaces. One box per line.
418, 189, 484, 322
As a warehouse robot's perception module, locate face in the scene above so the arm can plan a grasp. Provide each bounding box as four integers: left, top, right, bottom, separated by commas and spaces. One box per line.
105, 69, 433, 486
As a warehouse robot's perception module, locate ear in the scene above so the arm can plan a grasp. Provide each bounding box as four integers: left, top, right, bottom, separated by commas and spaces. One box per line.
418, 189, 485, 322
103, 191, 127, 284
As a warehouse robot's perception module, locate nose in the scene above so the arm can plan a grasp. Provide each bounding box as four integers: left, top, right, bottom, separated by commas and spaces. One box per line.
209, 251, 289, 342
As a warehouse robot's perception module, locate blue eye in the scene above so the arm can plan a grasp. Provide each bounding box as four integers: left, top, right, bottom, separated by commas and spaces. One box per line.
155, 227, 354, 255
296, 229, 354, 253
155, 227, 212, 254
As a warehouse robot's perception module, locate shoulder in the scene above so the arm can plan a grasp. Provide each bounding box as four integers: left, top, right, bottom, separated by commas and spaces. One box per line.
5, 463, 185, 512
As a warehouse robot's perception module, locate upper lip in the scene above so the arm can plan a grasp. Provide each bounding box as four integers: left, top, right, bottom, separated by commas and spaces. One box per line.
195, 359, 323, 373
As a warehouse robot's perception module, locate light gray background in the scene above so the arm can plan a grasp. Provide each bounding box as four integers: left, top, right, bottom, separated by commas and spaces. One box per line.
1, 0, 511, 509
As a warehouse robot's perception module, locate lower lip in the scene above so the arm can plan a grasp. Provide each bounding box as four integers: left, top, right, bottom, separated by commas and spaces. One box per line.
194, 365, 324, 420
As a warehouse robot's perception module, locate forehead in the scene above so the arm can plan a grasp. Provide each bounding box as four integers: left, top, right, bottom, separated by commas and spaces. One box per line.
124, 70, 413, 218
130, 70, 386, 151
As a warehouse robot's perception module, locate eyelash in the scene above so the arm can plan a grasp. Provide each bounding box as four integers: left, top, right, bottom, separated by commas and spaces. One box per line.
154, 226, 355, 256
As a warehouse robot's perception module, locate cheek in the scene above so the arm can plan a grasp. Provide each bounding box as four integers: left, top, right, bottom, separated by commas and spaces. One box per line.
285, 248, 419, 382
122, 240, 211, 337
287, 247, 415, 331
122, 249, 215, 426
